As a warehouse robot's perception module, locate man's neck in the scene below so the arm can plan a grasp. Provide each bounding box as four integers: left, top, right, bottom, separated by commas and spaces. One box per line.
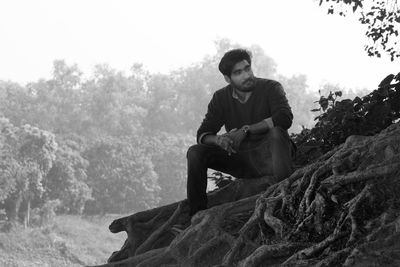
233, 87, 252, 103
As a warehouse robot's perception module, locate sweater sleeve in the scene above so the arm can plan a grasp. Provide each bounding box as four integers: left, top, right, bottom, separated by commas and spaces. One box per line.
268, 82, 293, 130
196, 92, 224, 143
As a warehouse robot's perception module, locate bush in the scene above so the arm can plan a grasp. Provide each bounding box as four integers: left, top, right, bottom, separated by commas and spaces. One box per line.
30, 199, 61, 227
292, 72, 400, 166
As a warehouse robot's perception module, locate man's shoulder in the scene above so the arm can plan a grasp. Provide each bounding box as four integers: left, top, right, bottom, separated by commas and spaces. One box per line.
214, 84, 231, 97
256, 77, 281, 88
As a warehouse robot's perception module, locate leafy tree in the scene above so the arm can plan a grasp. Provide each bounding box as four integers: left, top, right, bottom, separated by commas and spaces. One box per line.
0, 122, 57, 224
278, 74, 317, 132
84, 137, 160, 214
82, 64, 148, 138
0, 81, 32, 126
0, 117, 18, 203
42, 136, 92, 214
149, 132, 192, 205
319, 0, 400, 60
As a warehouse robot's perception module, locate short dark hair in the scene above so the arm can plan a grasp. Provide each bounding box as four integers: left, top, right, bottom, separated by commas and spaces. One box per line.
218, 49, 252, 77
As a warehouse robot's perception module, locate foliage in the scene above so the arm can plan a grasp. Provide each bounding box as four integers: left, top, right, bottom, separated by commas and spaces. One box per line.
148, 132, 192, 205
0, 120, 57, 222
208, 171, 234, 189
84, 137, 160, 214
0, 38, 373, 222
43, 136, 92, 214
319, 0, 400, 60
29, 199, 61, 227
292, 71, 400, 165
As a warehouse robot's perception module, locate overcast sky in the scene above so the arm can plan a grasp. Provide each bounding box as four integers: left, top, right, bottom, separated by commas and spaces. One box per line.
0, 0, 398, 91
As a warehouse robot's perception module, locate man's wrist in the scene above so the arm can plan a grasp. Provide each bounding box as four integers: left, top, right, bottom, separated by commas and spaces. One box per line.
201, 134, 216, 145
241, 125, 250, 136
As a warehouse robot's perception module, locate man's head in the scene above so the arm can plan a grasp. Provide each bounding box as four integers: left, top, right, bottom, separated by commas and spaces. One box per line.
218, 49, 255, 92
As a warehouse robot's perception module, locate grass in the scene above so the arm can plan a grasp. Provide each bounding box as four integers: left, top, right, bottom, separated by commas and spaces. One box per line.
0, 214, 127, 267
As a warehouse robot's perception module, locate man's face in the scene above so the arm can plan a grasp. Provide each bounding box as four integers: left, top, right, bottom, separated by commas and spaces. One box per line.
225, 60, 255, 92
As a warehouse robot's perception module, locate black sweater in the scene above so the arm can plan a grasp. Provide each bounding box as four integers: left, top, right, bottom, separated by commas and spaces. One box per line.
197, 78, 293, 143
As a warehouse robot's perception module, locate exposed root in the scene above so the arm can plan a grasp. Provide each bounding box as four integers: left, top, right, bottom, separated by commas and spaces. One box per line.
343, 183, 373, 246
283, 230, 349, 264
135, 202, 184, 255
221, 197, 269, 266
238, 242, 311, 267
101, 123, 400, 267
263, 195, 286, 238
295, 164, 330, 229
322, 162, 400, 194
313, 247, 352, 267
97, 247, 167, 267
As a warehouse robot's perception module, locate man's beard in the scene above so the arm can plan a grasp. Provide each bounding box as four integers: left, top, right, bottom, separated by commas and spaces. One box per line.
234, 77, 255, 92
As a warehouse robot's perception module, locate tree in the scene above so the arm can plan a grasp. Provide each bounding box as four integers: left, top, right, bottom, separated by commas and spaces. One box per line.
0, 81, 33, 126
42, 135, 92, 214
149, 132, 193, 205
278, 74, 317, 133
82, 64, 148, 138
0, 118, 18, 203
84, 137, 160, 214
319, 0, 400, 60
0, 122, 57, 224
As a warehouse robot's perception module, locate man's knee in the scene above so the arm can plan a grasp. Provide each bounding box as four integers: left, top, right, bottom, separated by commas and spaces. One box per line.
187, 144, 205, 162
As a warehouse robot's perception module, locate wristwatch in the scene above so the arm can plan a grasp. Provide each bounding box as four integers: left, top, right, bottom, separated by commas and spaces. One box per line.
242, 125, 250, 135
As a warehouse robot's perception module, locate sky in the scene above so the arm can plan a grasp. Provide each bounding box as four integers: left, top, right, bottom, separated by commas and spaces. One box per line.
0, 0, 398, 91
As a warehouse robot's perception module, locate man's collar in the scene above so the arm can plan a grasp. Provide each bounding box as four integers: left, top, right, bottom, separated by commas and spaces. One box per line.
232, 87, 253, 104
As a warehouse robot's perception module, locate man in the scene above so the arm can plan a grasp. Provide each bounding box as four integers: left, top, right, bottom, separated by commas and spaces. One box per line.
187, 48, 294, 216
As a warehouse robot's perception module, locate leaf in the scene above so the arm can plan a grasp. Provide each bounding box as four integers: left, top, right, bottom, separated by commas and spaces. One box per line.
394, 72, 400, 82
378, 74, 394, 88
320, 99, 329, 111
335, 91, 342, 97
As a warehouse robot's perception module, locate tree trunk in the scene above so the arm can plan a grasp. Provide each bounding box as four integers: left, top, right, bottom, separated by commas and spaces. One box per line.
93, 122, 400, 267
25, 199, 31, 228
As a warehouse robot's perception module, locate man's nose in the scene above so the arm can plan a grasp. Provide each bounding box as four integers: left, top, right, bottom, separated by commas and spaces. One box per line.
243, 70, 251, 79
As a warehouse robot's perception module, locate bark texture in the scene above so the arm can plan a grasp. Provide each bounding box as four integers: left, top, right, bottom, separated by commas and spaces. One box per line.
93, 122, 400, 267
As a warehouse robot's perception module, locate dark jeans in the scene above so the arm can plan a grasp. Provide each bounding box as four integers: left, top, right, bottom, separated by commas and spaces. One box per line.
186, 127, 294, 216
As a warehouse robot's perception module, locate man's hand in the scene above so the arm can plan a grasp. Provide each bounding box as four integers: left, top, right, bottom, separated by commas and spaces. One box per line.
215, 134, 236, 155
226, 126, 248, 150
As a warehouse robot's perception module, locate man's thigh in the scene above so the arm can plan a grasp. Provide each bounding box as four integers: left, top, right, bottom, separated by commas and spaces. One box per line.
191, 144, 254, 178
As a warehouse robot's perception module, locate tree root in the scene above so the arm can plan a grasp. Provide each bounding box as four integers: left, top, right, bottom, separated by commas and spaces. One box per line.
283, 230, 349, 264
100, 123, 400, 267
135, 202, 184, 255
238, 242, 311, 267
313, 247, 353, 267
322, 161, 400, 194
263, 195, 286, 238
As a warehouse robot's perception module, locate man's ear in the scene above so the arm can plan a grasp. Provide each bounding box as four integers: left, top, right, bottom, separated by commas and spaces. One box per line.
224, 75, 231, 84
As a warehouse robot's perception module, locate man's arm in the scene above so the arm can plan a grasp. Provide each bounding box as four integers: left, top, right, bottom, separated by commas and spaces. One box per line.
227, 82, 292, 148
225, 120, 272, 150
196, 91, 224, 144
246, 117, 274, 135
268, 81, 293, 130
202, 134, 236, 155
240, 81, 292, 135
